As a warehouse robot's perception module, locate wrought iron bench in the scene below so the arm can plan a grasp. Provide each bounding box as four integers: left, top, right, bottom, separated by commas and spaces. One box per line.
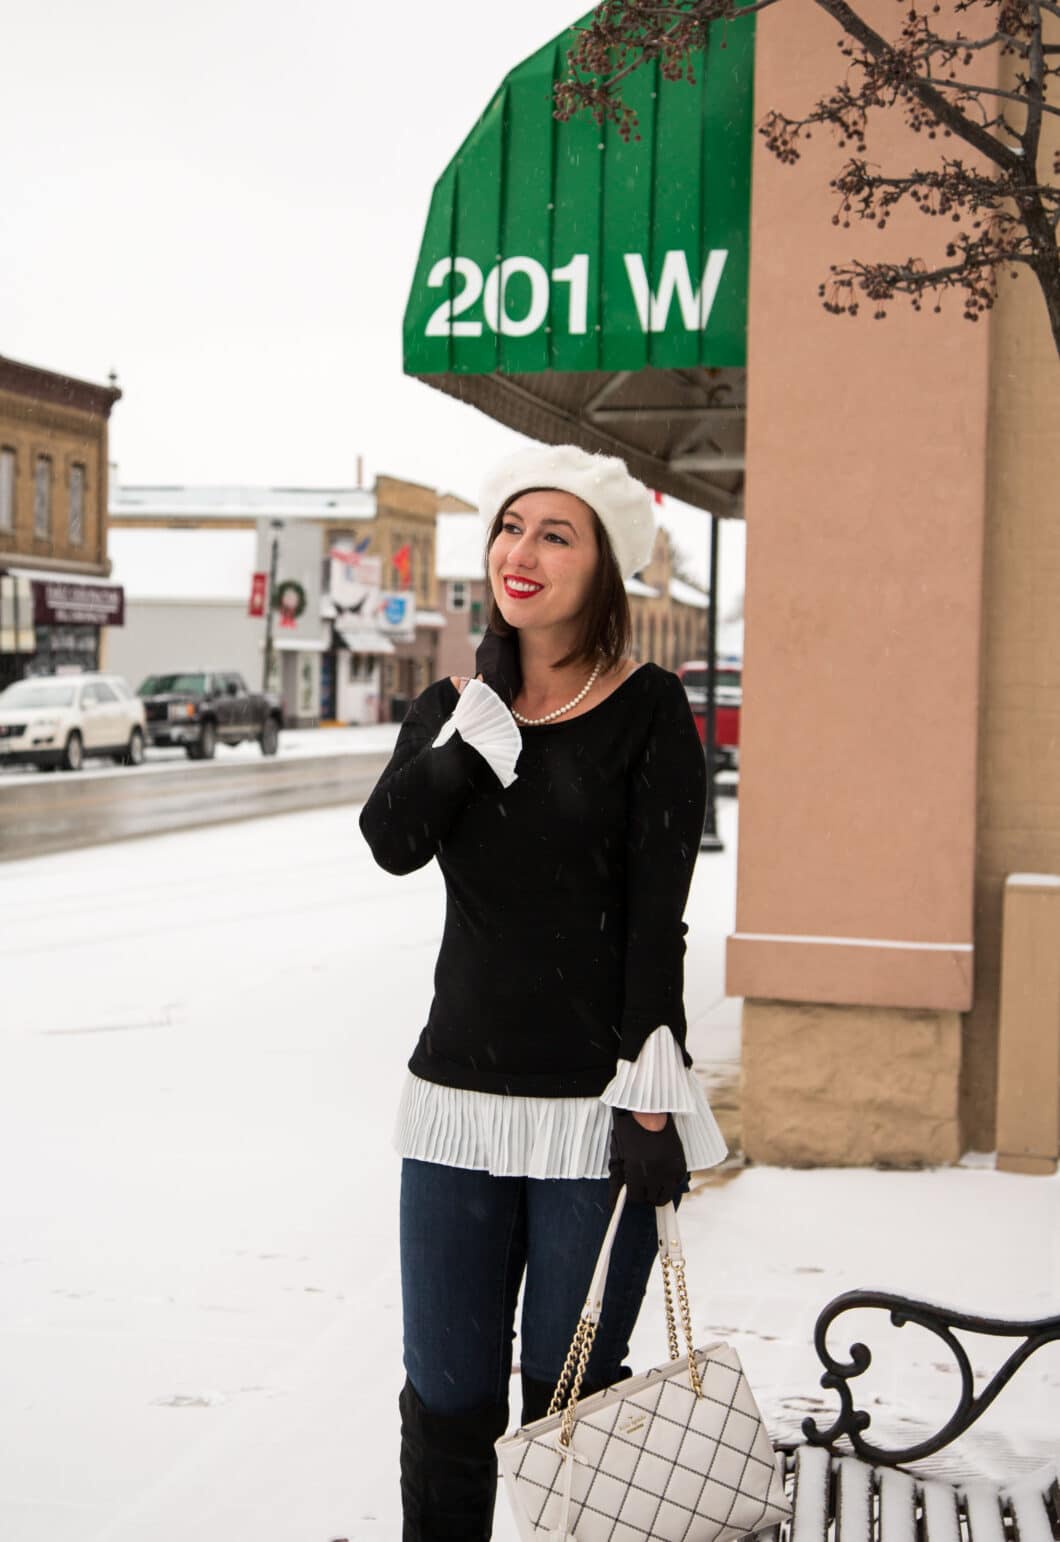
769, 1292, 1060, 1542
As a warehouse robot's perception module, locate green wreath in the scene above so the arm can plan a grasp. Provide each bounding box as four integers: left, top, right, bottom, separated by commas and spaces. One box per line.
273, 578, 307, 621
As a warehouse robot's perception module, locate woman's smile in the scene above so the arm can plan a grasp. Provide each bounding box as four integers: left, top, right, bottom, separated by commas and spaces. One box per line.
503, 575, 544, 599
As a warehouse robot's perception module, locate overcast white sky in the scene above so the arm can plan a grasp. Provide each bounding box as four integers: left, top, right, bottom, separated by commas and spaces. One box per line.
1, 0, 744, 606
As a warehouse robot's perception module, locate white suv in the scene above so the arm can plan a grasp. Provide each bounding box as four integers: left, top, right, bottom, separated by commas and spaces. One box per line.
0, 673, 147, 772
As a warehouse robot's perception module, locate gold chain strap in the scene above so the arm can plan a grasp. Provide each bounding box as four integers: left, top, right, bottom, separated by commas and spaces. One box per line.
661, 1253, 681, 1361
546, 1203, 703, 1451
547, 1314, 599, 1447
672, 1257, 704, 1397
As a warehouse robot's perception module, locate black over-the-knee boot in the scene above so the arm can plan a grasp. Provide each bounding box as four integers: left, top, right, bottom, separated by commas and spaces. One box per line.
520, 1367, 629, 1428
519, 1371, 557, 1427
399, 1377, 509, 1542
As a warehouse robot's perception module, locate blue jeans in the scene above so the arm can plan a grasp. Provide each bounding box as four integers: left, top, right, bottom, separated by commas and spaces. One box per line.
400, 1158, 677, 1419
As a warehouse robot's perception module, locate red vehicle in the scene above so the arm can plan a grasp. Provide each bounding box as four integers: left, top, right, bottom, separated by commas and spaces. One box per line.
676, 657, 742, 771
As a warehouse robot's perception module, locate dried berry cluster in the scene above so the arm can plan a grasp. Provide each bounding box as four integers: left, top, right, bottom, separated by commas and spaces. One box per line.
554, 0, 1060, 352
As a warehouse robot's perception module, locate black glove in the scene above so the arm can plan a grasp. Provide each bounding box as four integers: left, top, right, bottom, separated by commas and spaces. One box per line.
609, 1110, 688, 1207
474, 628, 522, 709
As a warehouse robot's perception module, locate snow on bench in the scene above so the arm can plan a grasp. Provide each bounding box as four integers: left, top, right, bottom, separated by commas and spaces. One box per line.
752, 1290, 1060, 1542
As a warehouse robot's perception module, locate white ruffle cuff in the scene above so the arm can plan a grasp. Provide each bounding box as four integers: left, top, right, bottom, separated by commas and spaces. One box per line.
598, 1024, 697, 1114
432, 678, 522, 789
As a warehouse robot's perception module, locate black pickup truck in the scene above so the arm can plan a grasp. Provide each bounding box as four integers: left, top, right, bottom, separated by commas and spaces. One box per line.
137, 671, 283, 759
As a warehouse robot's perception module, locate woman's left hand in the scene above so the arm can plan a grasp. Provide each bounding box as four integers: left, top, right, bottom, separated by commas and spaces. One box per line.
609, 1110, 687, 1207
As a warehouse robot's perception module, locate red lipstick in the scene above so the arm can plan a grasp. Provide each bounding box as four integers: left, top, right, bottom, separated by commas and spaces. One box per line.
503, 576, 544, 600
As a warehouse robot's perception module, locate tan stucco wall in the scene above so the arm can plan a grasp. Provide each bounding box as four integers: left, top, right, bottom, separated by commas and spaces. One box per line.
733, 0, 995, 1162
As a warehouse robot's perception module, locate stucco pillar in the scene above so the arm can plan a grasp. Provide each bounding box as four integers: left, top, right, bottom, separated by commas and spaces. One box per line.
995, 877, 1060, 1175
730, 1, 991, 1164
964, 17, 1060, 1150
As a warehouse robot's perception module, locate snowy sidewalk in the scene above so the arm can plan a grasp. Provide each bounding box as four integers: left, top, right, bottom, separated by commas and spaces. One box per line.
1, 801, 1057, 1542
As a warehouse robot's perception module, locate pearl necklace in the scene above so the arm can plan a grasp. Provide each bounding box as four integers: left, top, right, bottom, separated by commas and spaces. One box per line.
512, 660, 602, 726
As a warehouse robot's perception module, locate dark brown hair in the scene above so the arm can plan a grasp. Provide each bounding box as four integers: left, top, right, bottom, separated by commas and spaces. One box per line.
483, 490, 632, 672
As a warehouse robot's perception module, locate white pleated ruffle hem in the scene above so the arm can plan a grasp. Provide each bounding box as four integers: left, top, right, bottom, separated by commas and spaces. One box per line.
394, 1028, 728, 1180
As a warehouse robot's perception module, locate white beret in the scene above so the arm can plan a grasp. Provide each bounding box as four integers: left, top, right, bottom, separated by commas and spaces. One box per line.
478, 443, 656, 581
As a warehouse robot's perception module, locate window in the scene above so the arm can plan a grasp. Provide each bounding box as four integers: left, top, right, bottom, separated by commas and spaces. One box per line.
447, 581, 468, 612
69, 463, 86, 545
469, 598, 483, 634
0, 448, 14, 532
349, 653, 379, 682
33, 455, 52, 539
1, 680, 76, 709
137, 673, 208, 696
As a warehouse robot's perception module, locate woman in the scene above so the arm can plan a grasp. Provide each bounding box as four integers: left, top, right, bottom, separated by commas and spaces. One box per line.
358, 443, 727, 1541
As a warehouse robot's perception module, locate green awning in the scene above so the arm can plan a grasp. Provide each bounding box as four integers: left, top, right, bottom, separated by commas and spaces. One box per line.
403, 12, 755, 515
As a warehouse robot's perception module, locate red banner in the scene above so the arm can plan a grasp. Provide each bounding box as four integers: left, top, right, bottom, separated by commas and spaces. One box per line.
248, 571, 267, 617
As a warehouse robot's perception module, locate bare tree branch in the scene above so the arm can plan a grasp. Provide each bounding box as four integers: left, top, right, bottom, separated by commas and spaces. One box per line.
923, 29, 1030, 52
810, 0, 1023, 168
1025, 1, 1047, 160
923, 73, 1060, 116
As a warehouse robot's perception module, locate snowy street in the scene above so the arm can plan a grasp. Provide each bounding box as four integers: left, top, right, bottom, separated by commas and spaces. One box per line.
0, 724, 404, 787
1, 799, 1057, 1541
0, 725, 402, 862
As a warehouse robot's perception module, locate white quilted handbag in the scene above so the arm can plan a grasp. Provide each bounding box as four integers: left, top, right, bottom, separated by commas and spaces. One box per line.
496, 1188, 791, 1542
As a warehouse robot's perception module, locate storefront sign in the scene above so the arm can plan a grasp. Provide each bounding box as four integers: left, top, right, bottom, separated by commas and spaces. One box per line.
376, 590, 416, 639
403, 11, 754, 376
32, 578, 124, 627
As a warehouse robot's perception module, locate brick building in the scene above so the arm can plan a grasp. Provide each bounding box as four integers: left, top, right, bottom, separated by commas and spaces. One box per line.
0, 354, 122, 687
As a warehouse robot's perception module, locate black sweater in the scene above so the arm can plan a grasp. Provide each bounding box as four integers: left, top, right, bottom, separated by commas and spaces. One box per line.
358, 663, 707, 1098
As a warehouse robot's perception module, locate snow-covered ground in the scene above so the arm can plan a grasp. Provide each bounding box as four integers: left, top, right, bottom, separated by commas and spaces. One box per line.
1, 799, 1057, 1542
